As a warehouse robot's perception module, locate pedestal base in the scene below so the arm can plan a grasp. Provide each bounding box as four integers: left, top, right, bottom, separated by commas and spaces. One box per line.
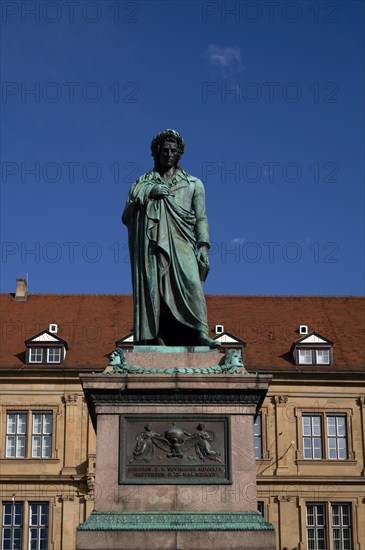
77, 511, 275, 550
78, 356, 275, 550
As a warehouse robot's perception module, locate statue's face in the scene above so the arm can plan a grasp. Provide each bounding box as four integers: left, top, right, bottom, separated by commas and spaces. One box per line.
231, 352, 243, 367
109, 350, 121, 366
158, 140, 179, 170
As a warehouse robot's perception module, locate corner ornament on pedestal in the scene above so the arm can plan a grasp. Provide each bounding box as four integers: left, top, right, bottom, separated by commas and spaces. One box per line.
105, 348, 247, 375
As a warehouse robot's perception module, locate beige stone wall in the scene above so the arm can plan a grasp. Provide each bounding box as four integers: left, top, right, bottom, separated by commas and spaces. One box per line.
0, 372, 96, 550
257, 375, 365, 550
1, 371, 364, 550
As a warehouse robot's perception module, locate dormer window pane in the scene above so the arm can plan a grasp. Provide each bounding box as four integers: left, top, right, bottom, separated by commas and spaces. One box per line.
29, 348, 43, 363
298, 349, 312, 364
316, 350, 330, 364
47, 348, 61, 363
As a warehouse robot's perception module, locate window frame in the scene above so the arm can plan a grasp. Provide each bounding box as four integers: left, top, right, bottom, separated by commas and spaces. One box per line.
254, 414, 263, 459
297, 410, 351, 462
26, 345, 64, 365
296, 346, 332, 366
3, 409, 57, 460
1, 501, 51, 550
306, 502, 326, 550
46, 347, 62, 364
28, 502, 49, 550
315, 349, 330, 365
327, 415, 347, 460
1, 501, 23, 550
254, 407, 270, 462
31, 413, 53, 459
5, 412, 27, 459
257, 501, 265, 517
305, 502, 353, 550
28, 348, 44, 364
298, 348, 313, 365
331, 503, 352, 550
302, 414, 323, 459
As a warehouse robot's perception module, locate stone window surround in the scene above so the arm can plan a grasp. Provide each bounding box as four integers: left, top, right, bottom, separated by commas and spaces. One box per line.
294, 408, 355, 463
2, 406, 59, 461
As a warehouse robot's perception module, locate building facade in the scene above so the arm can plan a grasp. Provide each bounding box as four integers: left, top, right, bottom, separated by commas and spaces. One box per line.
1, 286, 364, 550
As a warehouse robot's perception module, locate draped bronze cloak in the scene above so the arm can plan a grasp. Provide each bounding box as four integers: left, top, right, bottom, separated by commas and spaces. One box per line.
122, 169, 210, 343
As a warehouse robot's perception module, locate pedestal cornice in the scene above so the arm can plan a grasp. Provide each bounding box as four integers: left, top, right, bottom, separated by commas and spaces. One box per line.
80, 373, 272, 428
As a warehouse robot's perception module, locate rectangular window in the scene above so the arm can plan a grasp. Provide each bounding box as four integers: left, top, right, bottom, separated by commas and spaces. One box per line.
306, 503, 353, 550
331, 504, 352, 550
299, 349, 313, 364
32, 413, 52, 458
316, 350, 330, 364
257, 501, 264, 517
46, 348, 61, 363
297, 348, 332, 366
303, 415, 322, 459
29, 503, 49, 550
2, 502, 23, 550
306, 503, 326, 550
6, 413, 27, 458
327, 416, 347, 460
254, 415, 262, 459
29, 348, 43, 363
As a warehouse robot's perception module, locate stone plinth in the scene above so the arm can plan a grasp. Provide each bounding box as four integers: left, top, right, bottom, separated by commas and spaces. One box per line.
77, 351, 275, 549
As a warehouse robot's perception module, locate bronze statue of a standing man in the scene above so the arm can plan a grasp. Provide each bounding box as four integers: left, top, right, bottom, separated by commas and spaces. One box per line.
122, 129, 219, 348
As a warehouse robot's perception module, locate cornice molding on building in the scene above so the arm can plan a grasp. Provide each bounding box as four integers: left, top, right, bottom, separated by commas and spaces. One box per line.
256, 474, 363, 483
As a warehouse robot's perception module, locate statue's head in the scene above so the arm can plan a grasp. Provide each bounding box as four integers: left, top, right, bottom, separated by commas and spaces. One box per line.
219, 349, 245, 372
225, 349, 243, 367
108, 347, 127, 367
151, 129, 185, 168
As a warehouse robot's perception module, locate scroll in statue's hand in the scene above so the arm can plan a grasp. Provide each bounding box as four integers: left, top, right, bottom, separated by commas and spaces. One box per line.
149, 184, 170, 199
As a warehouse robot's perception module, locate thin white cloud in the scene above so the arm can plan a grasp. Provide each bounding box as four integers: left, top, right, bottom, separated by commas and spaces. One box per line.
206, 45, 244, 77
231, 238, 246, 245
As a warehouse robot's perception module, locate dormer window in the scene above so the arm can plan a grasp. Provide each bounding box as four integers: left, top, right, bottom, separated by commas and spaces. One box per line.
211, 330, 246, 357
47, 348, 62, 363
292, 332, 333, 366
25, 328, 68, 365
316, 349, 330, 364
29, 348, 43, 363
298, 348, 330, 365
116, 332, 134, 352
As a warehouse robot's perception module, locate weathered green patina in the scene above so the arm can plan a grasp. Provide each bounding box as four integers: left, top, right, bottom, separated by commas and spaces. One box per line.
77, 511, 274, 531
122, 129, 219, 349
106, 348, 247, 375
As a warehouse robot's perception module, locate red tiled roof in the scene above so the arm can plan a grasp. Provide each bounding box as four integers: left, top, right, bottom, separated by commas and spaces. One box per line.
0, 294, 364, 372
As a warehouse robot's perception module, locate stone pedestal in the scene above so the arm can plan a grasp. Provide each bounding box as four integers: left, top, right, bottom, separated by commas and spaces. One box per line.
77, 348, 275, 550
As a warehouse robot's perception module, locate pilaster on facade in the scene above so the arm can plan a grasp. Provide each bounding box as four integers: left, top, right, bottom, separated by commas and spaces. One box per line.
357, 396, 365, 476
60, 493, 78, 550
272, 395, 292, 475
61, 393, 80, 476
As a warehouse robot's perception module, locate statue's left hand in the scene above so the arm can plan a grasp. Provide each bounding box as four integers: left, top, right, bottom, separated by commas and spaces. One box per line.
197, 244, 209, 264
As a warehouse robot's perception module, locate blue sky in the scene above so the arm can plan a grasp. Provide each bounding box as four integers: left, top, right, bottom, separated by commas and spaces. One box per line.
1, 0, 364, 295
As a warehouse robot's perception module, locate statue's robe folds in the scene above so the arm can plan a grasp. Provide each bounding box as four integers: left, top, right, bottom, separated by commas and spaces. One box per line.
122, 169, 210, 343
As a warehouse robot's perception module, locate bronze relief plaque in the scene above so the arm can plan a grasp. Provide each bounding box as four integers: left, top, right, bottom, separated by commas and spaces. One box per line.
119, 415, 231, 484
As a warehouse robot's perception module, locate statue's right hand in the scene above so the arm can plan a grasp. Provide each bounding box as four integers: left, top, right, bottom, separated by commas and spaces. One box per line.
149, 184, 170, 198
